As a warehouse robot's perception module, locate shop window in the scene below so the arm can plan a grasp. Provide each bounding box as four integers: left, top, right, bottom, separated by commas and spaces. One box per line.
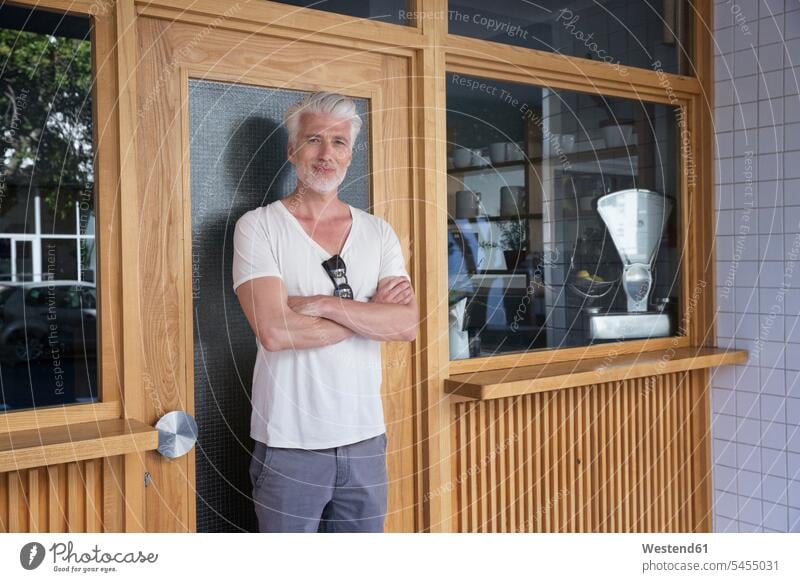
446, 72, 682, 359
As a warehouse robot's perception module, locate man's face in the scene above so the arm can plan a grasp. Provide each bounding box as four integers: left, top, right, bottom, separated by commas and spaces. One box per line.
288, 112, 353, 195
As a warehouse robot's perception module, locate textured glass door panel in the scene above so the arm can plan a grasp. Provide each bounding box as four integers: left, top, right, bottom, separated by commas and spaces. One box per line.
189, 79, 371, 532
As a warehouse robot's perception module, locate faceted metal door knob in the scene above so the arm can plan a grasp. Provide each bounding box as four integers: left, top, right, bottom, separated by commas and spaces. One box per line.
154, 411, 198, 459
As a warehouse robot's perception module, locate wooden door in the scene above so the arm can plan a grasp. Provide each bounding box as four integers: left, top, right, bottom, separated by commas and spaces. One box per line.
134, 16, 416, 531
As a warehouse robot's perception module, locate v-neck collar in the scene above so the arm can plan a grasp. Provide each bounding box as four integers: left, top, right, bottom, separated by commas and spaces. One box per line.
276, 198, 357, 258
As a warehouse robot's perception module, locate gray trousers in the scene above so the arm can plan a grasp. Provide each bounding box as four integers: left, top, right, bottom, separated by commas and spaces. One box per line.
249, 433, 388, 532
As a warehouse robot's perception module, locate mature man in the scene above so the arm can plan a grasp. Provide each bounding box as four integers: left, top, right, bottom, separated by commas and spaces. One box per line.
232, 92, 418, 533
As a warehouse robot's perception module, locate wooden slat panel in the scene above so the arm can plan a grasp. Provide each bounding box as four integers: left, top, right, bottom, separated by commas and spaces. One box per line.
103, 456, 125, 533
66, 463, 85, 532
47, 465, 67, 533
85, 459, 103, 532
27, 469, 40, 533
488, 399, 497, 532
641, 377, 651, 531
8, 471, 27, 532
0, 457, 123, 533
680, 374, 691, 531
476, 401, 486, 531
559, 391, 568, 532
451, 372, 709, 532
497, 399, 507, 533
636, 377, 646, 532
598, 384, 608, 531
0, 471, 7, 531
622, 380, 632, 532
510, 398, 520, 532
521, 395, 530, 531
529, 394, 538, 532
577, 386, 588, 532
518, 396, 528, 531
584, 386, 593, 531
466, 402, 477, 531
454, 402, 465, 532
539, 392, 550, 531
614, 381, 624, 531
664, 375, 674, 531
0, 457, 124, 533
654, 376, 663, 530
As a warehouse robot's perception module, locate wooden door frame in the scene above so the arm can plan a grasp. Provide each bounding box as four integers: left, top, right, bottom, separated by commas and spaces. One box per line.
134, 15, 419, 530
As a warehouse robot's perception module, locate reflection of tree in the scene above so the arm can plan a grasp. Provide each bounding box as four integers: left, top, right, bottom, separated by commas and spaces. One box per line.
1, 28, 93, 218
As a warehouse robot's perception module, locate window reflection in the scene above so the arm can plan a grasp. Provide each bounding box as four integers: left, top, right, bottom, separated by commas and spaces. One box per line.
446, 73, 680, 359
448, 0, 692, 75
271, 0, 413, 26
0, 5, 97, 410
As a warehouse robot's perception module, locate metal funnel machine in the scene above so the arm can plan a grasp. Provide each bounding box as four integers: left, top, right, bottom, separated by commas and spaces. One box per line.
587, 188, 673, 340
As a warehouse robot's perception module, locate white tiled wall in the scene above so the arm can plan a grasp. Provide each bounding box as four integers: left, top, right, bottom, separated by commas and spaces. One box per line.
712, 0, 800, 532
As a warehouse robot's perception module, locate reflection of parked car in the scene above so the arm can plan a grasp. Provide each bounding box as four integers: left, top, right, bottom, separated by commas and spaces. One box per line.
0, 281, 97, 363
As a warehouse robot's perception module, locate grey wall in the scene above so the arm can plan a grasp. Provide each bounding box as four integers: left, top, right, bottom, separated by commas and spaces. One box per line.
712, 0, 800, 532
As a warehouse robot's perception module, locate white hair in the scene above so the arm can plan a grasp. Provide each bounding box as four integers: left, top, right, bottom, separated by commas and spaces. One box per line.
283, 91, 362, 148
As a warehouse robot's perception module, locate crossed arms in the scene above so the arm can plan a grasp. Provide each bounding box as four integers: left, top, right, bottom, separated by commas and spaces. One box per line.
235, 276, 418, 352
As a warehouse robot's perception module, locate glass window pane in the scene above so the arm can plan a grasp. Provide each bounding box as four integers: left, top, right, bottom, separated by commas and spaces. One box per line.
448, 0, 692, 75
0, 4, 98, 411
447, 72, 681, 359
0, 189, 35, 234
42, 239, 79, 281
272, 0, 413, 26
80, 238, 96, 283
15, 240, 33, 282
41, 194, 78, 235
0, 240, 9, 278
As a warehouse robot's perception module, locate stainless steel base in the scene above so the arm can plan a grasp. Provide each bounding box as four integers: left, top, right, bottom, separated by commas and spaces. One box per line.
587, 312, 672, 340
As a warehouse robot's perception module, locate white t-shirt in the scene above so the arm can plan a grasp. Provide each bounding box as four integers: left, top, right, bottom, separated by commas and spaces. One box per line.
232, 200, 410, 449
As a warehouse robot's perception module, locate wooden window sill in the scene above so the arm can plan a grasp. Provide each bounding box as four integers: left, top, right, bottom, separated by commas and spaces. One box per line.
0, 419, 159, 473
444, 347, 747, 401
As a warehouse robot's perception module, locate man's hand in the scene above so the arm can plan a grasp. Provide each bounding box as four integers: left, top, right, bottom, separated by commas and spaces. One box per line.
287, 294, 330, 317
370, 276, 413, 305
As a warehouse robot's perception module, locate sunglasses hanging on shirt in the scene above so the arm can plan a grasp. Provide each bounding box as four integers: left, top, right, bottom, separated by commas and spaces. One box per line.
322, 254, 354, 299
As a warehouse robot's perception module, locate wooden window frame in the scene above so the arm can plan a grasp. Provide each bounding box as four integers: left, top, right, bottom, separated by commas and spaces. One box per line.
442, 58, 697, 375
435, 1, 712, 374
0, 0, 125, 431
